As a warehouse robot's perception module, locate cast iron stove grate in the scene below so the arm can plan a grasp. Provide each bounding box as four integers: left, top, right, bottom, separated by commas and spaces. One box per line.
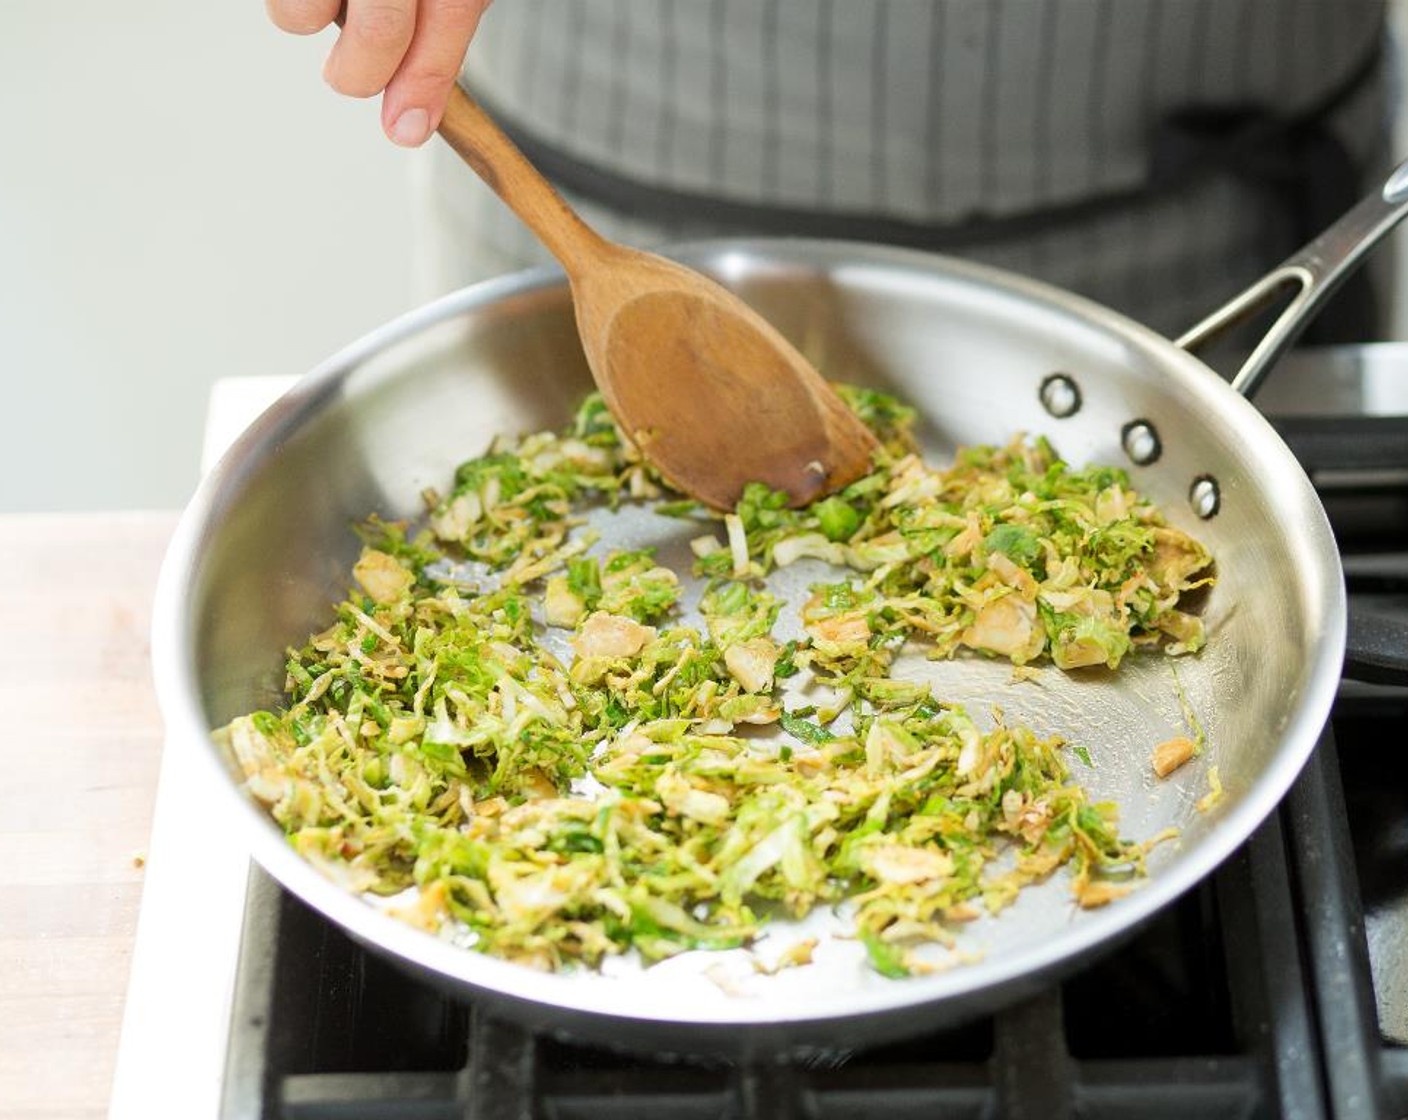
218, 414, 1408, 1120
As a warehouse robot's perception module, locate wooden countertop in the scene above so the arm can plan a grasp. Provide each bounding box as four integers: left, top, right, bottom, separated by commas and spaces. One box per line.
0, 512, 178, 1120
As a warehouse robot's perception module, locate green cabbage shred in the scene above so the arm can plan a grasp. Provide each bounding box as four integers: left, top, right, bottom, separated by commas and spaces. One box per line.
217, 386, 1212, 976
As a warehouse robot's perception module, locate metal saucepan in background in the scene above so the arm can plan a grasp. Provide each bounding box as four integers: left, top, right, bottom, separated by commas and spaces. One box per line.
152, 164, 1408, 1055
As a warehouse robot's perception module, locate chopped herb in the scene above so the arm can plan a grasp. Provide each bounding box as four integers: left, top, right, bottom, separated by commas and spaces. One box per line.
779, 711, 838, 745
984, 523, 1042, 567
860, 930, 911, 979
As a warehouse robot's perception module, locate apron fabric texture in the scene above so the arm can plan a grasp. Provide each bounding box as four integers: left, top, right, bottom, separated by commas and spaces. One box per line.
415, 0, 1392, 341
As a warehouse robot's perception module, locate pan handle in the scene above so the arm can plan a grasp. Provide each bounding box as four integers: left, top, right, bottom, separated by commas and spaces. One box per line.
1345, 604, 1408, 686
1175, 158, 1408, 399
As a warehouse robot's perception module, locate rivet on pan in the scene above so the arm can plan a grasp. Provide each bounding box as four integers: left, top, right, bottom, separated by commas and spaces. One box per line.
1190, 475, 1221, 519
1120, 420, 1162, 466
1038, 373, 1082, 418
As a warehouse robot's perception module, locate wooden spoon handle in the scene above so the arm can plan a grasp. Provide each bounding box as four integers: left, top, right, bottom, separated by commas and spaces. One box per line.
437, 84, 606, 276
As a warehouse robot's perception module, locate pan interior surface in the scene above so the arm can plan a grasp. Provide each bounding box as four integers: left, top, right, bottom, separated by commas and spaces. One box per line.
163, 240, 1343, 1050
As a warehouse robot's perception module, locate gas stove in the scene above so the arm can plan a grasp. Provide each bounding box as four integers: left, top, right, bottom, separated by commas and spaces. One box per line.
111, 348, 1408, 1120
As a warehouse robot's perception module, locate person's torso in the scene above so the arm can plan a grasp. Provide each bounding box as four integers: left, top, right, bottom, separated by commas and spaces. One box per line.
464, 0, 1386, 225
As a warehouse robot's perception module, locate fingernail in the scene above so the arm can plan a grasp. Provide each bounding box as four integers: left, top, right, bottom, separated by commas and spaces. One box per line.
390, 108, 430, 147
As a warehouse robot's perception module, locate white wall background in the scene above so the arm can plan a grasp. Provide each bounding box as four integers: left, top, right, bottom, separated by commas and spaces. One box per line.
4, 4, 1408, 513
0, 2, 418, 512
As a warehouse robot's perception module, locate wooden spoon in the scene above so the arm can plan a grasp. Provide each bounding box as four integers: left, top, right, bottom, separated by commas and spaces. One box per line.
436, 85, 877, 509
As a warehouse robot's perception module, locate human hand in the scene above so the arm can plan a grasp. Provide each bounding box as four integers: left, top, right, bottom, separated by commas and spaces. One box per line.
266, 0, 493, 147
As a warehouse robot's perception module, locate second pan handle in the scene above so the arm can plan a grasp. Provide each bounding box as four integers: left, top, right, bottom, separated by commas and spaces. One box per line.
1176, 158, 1408, 398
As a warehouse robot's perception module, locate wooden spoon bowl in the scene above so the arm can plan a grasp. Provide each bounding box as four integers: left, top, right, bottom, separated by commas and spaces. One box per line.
437, 86, 877, 509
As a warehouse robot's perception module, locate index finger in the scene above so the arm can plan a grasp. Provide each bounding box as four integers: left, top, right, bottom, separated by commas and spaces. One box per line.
381, 0, 492, 146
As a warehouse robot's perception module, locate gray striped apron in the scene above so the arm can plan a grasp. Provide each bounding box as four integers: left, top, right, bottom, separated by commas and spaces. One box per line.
416, 0, 1390, 341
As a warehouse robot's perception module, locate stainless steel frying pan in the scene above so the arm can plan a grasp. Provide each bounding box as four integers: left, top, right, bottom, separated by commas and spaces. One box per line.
152, 162, 1408, 1056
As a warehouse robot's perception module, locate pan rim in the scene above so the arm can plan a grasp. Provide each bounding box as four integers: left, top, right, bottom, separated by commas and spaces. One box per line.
150, 237, 1346, 1040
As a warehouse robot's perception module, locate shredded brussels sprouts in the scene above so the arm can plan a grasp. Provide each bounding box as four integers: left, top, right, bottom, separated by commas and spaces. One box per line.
218, 387, 1212, 976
